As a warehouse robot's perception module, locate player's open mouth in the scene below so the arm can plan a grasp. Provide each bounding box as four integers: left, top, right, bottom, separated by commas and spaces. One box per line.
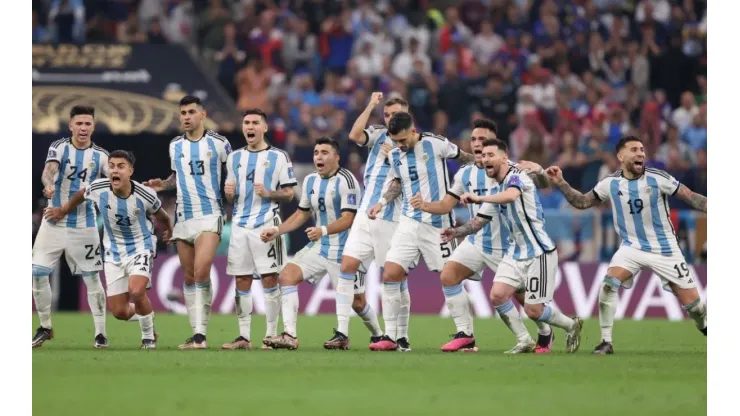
316, 163, 325, 169
473, 150, 482, 154
111, 176, 121, 184
634, 161, 644, 167
247, 133, 256, 139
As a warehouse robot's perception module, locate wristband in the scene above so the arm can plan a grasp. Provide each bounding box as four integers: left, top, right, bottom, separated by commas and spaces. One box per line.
321, 226, 328, 236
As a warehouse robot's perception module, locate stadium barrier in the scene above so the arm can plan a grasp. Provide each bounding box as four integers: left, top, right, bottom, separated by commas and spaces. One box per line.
76, 254, 706, 320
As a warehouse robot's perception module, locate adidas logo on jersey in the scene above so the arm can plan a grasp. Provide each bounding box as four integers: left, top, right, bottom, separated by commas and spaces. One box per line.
617, 191, 623, 196
528, 294, 536, 300
394, 160, 403, 167
465, 182, 472, 187
270, 263, 277, 268
64, 159, 71, 164
309, 189, 315, 195
105, 204, 112, 210
180, 153, 185, 158
95, 260, 102, 266
687, 278, 694, 283
139, 267, 147, 272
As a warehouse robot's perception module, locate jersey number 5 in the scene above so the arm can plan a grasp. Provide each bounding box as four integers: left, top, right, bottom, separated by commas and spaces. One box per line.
409, 165, 419, 181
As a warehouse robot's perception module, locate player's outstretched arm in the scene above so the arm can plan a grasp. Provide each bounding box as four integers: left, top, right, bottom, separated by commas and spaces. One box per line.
546, 166, 601, 210
143, 173, 177, 192
261, 209, 311, 242
411, 193, 458, 214
43, 188, 86, 222
41, 161, 59, 198
467, 188, 521, 205
518, 160, 550, 188
348, 92, 383, 145
307, 211, 356, 241
455, 150, 476, 165
675, 184, 707, 213
255, 184, 295, 203
152, 207, 174, 242
441, 215, 491, 242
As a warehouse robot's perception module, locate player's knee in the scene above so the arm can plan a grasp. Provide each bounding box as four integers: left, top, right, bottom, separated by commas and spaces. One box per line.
111, 305, 130, 321
524, 304, 543, 320
490, 289, 509, 306
278, 272, 301, 287
439, 269, 460, 287
381, 267, 402, 283
128, 286, 146, 302
193, 265, 210, 280
339, 257, 359, 275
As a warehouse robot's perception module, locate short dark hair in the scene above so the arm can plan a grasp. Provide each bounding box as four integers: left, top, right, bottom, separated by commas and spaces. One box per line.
385, 97, 409, 108
482, 138, 507, 154
243, 108, 268, 122
472, 118, 498, 135
314, 136, 340, 153
109, 150, 136, 166
388, 112, 414, 135
179, 95, 202, 107
615, 135, 642, 153
70, 105, 94, 119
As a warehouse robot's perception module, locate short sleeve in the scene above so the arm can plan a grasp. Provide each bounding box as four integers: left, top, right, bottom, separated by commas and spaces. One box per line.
141, 185, 162, 214
225, 152, 235, 183
432, 136, 460, 159
476, 202, 497, 220
652, 169, 681, 196
362, 125, 387, 148
503, 172, 530, 192
278, 153, 297, 188
339, 172, 361, 213
169, 142, 176, 172
100, 152, 109, 177
298, 176, 311, 211
220, 139, 232, 163
448, 168, 466, 199
84, 178, 107, 205
592, 178, 612, 202
46, 143, 62, 164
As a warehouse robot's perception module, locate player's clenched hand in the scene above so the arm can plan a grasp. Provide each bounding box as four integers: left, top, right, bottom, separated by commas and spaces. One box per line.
380, 141, 393, 158
43, 186, 55, 199
260, 227, 279, 242
410, 192, 425, 211
254, 183, 269, 198
440, 228, 456, 243
367, 202, 382, 220
224, 181, 236, 199
517, 160, 544, 175
306, 227, 323, 241
545, 166, 564, 185
143, 178, 164, 192
43, 207, 65, 222
460, 192, 479, 205
368, 92, 383, 108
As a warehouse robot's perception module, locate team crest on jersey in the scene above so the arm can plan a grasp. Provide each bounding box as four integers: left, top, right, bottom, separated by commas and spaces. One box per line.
89, 162, 95, 169
264, 161, 270, 167
422, 153, 429, 161
133, 208, 140, 216
207, 151, 212, 158
644, 186, 653, 195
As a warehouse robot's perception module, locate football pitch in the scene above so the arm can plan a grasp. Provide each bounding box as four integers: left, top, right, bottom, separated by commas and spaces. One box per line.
33, 313, 706, 416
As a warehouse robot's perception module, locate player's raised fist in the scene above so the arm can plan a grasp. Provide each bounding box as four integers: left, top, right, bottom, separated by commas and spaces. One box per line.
367, 202, 382, 220
440, 228, 456, 243
43, 207, 65, 222
43, 186, 55, 199
368, 92, 383, 108
260, 227, 279, 242
545, 166, 564, 184
517, 160, 544, 175
306, 227, 323, 241
254, 183, 269, 198
224, 181, 236, 199
460, 192, 479, 205
143, 178, 164, 191
410, 192, 425, 210
380, 141, 393, 158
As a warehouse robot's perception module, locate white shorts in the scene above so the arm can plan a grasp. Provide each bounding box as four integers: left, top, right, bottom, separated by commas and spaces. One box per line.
290, 244, 364, 295
172, 214, 223, 244
343, 215, 398, 265
32, 220, 103, 274
227, 220, 286, 277
104, 252, 154, 297
448, 240, 505, 281
609, 245, 696, 291
385, 216, 454, 272
495, 250, 558, 305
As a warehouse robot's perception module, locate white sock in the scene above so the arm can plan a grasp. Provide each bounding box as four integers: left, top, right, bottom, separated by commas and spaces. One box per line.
336, 272, 355, 335
397, 280, 411, 340
82, 272, 107, 337
281, 286, 299, 338
683, 298, 707, 331
139, 312, 155, 340
236, 290, 253, 340
381, 282, 402, 339
264, 286, 281, 337
32, 267, 53, 329
599, 276, 620, 342
358, 303, 383, 337
536, 321, 552, 336
495, 300, 532, 343
183, 283, 196, 332
128, 303, 141, 321
443, 283, 472, 336
538, 304, 575, 331
194, 281, 212, 335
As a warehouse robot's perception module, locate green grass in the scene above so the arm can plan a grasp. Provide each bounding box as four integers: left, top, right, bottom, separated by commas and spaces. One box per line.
33, 313, 706, 416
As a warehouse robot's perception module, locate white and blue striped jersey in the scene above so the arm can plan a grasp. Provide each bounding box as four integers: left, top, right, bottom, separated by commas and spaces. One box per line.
357, 125, 400, 222
169, 130, 231, 222
84, 179, 161, 264
45, 138, 109, 229
226, 146, 297, 229
386, 133, 459, 229
479, 167, 555, 260
449, 164, 510, 254
592, 167, 681, 256
299, 168, 361, 263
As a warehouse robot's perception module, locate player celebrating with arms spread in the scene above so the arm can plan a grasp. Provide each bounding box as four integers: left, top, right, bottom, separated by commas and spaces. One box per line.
46, 150, 173, 349
144, 96, 231, 349
367, 112, 476, 351
260, 137, 361, 349
546, 136, 707, 354
443, 139, 584, 353
324, 93, 406, 350
32, 105, 110, 349
220, 108, 297, 350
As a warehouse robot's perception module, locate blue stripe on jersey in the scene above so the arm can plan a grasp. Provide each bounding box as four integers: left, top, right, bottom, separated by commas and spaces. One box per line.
190, 141, 213, 216
406, 151, 422, 222
509, 201, 536, 258
136, 199, 154, 252
333, 178, 347, 261
86, 151, 101, 227
100, 192, 121, 262
206, 138, 222, 210
231, 151, 242, 219
646, 176, 673, 255
305, 175, 317, 250
174, 142, 193, 220
53, 145, 69, 209
627, 180, 651, 251
464, 168, 476, 248
117, 195, 136, 257
238, 152, 258, 227
476, 168, 493, 254
383, 199, 396, 221
498, 201, 510, 252
66, 149, 85, 227
364, 136, 383, 204
255, 152, 278, 228
609, 180, 630, 247
422, 141, 442, 228
318, 178, 330, 258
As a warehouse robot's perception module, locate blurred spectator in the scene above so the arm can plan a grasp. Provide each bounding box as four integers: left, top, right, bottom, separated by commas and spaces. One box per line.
236, 58, 273, 112
672, 91, 699, 130
163, 0, 194, 44
33, 10, 49, 43
681, 113, 707, 151
215, 23, 247, 99
282, 18, 317, 76
656, 125, 696, 177
439, 7, 473, 55
437, 57, 470, 138
198, 0, 230, 50
320, 13, 354, 75
248, 9, 284, 68
392, 37, 431, 82
117, 11, 148, 43
48, 0, 86, 43
353, 41, 383, 78
471, 21, 503, 66
147, 19, 168, 44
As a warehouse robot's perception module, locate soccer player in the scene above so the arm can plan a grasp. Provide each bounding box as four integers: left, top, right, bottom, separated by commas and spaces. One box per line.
260, 137, 362, 349
45, 150, 173, 349
411, 119, 555, 353
366, 112, 476, 351
545, 136, 708, 354
32, 105, 110, 349
219, 108, 297, 350
143, 96, 231, 349
324, 92, 406, 351
443, 139, 584, 353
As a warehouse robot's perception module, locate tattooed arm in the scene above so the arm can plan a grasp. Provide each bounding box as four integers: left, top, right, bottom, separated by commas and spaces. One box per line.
545, 166, 602, 210
143, 172, 177, 192
441, 215, 491, 242
675, 184, 707, 213
517, 160, 550, 188
257, 185, 296, 203
41, 162, 59, 198
381, 178, 402, 205
455, 150, 476, 165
